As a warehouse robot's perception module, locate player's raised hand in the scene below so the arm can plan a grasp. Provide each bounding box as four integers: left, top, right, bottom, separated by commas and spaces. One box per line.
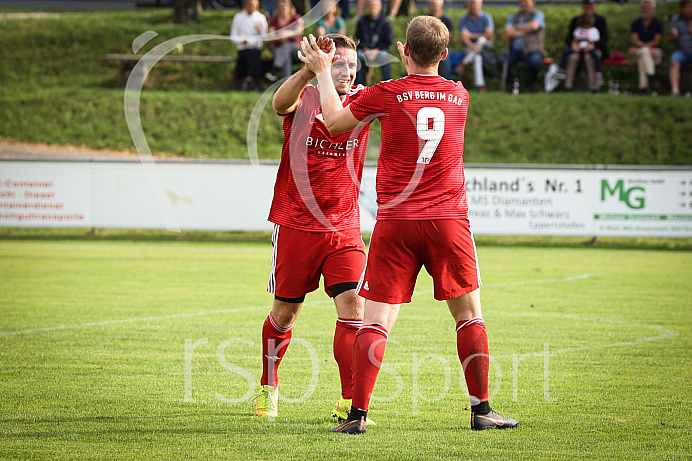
315, 36, 333, 53
316, 36, 341, 63
298, 34, 335, 75
397, 41, 410, 73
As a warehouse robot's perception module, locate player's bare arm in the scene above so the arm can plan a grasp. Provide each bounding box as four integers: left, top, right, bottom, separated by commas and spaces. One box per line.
298, 34, 360, 134
273, 36, 332, 115
272, 66, 316, 115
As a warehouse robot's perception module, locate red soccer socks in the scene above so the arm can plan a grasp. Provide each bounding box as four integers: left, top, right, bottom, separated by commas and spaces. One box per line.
333, 318, 363, 400
351, 324, 389, 412
456, 318, 490, 405
260, 312, 293, 388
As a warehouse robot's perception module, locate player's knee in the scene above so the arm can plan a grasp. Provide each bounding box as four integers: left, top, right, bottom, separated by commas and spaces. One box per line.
273, 295, 305, 326
332, 283, 364, 318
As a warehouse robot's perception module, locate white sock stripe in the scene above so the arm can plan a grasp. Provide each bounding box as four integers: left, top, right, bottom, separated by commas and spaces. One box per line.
268, 311, 293, 333
359, 324, 388, 339
337, 319, 363, 327
456, 317, 485, 332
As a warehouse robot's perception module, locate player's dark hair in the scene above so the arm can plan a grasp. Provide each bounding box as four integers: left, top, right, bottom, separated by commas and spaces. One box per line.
405, 16, 448, 68
325, 33, 359, 51
681, 0, 690, 8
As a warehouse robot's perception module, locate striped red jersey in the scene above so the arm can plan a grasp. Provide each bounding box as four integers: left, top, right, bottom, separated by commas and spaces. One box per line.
268, 84, 370, 232
348, 74, 469, 221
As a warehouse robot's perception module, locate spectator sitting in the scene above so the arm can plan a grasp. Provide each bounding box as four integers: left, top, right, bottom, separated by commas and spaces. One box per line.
628, 0, 663, 94
355, 0, 393, 85
555, 0, 609, 88
230, 0, 268, 92
458, 0, 494, 92
669, 0, 692, 95
354, 0, 404, 22
310, 0, 351, 19
497, 0, 546, 93
314, 0, 346, 37
425, 0, 454, 80
563, 14, 601, 92
265, 0, 304, 82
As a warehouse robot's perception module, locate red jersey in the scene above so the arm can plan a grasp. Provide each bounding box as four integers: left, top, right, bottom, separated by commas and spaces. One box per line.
348, 74, 469, 221
268, 84, 370, 232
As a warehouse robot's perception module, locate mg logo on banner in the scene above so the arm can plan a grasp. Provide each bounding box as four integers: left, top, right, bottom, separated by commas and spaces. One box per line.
601, 179, 646, 210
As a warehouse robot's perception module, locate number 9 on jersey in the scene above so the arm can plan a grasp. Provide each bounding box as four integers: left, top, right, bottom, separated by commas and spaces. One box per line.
416, 107, 445, 164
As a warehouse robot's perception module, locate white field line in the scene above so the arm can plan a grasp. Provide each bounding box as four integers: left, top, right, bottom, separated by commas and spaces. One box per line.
1, 273, 679, 385
1, 273, 677, 352
492, 314, 677, 359
0, 302, 313, 338
1, 274, 597, 338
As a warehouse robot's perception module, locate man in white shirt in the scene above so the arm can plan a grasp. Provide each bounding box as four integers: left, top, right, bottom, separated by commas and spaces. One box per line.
231, 0, 268, 91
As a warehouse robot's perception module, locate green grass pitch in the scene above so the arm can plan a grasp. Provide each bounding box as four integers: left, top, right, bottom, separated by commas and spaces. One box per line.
0, 237, 691, 460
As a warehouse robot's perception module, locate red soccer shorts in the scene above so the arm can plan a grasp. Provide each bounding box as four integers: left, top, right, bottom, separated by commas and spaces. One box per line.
267, 225, 366, 299
357, 219, 481, 304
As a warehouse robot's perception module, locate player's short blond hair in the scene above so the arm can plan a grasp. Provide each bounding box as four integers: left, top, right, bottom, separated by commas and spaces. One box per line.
405, 16, 449, 68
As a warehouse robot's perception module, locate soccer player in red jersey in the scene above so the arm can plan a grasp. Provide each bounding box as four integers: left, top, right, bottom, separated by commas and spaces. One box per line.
299, 17, 518, 432
256, 34, 374, 422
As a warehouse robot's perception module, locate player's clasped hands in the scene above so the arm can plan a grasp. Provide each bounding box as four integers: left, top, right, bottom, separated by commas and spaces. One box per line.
298, 34, 336, 75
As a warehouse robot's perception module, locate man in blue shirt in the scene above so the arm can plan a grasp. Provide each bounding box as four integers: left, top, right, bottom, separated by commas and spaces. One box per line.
628, 0, 663, 94
355, 0, 394, 85
458, 0, 495, 91
497, 0, 545, 92
669, 0, 692, 95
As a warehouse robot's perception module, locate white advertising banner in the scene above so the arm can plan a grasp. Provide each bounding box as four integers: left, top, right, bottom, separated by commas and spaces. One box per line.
464, 168, 692, 237
0, 161, 277, 231
0, 161, 690, 237
0, 162, 92, 227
